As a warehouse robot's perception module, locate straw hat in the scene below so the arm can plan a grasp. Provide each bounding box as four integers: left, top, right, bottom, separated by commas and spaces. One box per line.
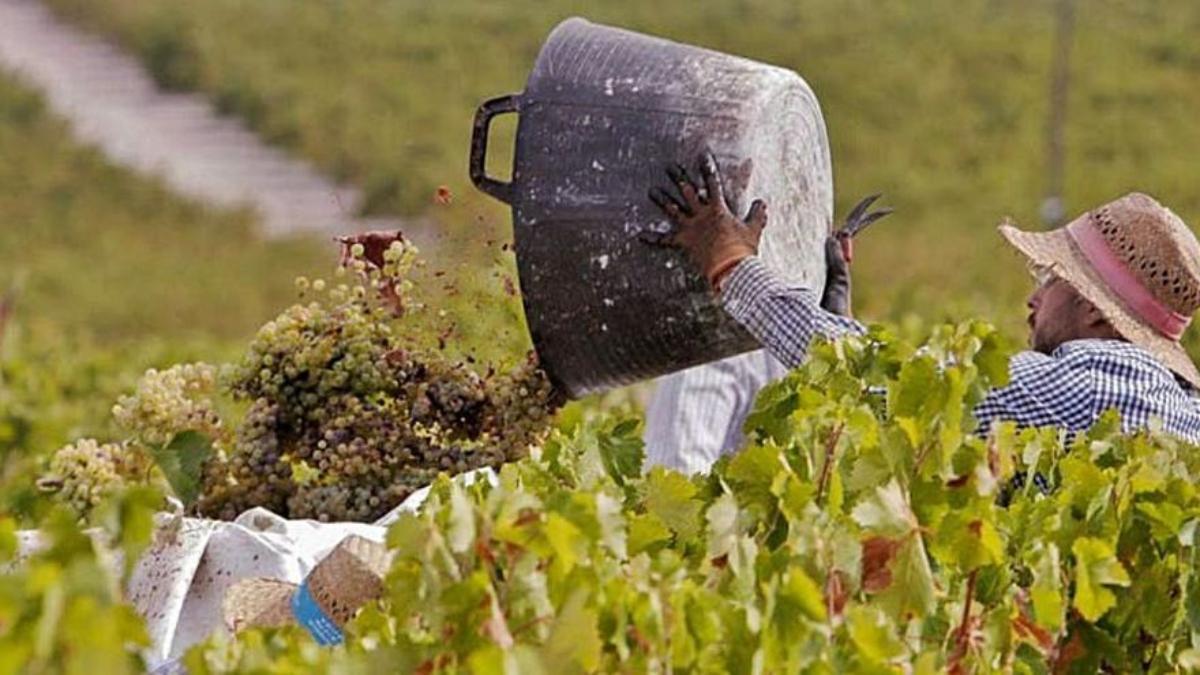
999, 192, 1200, 388
223, 535, 392, 644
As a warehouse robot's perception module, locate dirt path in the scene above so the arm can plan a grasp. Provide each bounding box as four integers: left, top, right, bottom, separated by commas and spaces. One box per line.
0, 0, 425, 242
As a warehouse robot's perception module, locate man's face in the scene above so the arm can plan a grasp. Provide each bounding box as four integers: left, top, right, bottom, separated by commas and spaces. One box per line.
1026, 274, 1102, 353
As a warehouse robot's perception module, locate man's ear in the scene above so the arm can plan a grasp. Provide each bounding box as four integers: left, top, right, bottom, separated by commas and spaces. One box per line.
1077, 295, 1110, 327
1083, 302, 1122, 337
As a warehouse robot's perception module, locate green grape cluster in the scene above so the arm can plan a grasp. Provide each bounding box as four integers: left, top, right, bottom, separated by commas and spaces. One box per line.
112, 362, 225, 446
477, 352, 561, 463
195, 239, 561, 522
38, 438, 153, 515
42, 238, 561, 522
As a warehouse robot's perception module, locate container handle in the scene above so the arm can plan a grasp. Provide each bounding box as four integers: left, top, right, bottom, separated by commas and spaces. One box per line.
470, 94, 520, 204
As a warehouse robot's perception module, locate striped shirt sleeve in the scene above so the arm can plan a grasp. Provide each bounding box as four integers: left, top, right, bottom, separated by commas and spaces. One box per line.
719, 256, 867, 368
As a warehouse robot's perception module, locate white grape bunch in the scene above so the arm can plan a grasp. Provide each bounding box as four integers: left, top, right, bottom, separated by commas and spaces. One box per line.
42, 238, 562, 522
39, 438, 155, 516
195, 238, 562, 522
112, 362, 226, 446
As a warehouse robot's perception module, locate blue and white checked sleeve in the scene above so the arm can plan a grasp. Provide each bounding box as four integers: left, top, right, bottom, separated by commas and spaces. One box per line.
717, 260, 1200, 444
974, 340, 1200, 440
719, 256, 866, 368
972, 349, 1096, 437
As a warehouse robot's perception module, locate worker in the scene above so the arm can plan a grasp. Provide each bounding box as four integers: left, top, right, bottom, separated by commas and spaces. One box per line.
641, 194, 889, 473
643, 151, 1200, 471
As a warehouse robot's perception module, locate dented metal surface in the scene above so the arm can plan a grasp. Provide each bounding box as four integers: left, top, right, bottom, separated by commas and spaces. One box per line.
470, 17, 832, 398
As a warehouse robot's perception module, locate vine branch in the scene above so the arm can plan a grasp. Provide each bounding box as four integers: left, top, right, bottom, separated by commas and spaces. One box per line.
816, 423, 845, 504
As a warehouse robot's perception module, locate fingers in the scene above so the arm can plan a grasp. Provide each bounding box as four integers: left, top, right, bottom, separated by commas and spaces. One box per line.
699, 151, 726, 208
666, 163, 701, 210
638, 228, 675, 247
824, 235, 852, 272
649, 187, 688, 222
822, 235, 853, 316
745, 199, 768, 235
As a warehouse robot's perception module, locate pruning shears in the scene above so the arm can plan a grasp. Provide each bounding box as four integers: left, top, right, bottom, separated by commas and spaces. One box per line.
835, 193, 894, 263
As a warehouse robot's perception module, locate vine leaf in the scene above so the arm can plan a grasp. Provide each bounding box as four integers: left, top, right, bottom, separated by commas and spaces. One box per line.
146, 430, 213, 506
852, 480, 936, 618
644, 467, 702, 539
1072, 537, 1130, 621
861, 536, 904, 593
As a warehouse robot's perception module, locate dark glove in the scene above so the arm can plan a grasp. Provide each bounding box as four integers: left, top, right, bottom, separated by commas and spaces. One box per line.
820, 194, 893, 317
821, 236, 853, 316
643, 150, 768, 288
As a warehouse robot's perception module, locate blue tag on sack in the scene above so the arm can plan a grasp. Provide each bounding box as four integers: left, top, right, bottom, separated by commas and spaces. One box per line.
291, 581, 344, 646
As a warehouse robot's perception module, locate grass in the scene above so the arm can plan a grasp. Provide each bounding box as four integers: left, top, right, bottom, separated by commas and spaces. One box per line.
0, 63, 532, 482
0, 63, 526, 355
2, 0, 1198, 518
0, 69, 329, 344
38, 0, 1200, 343
0, 67, 334, 490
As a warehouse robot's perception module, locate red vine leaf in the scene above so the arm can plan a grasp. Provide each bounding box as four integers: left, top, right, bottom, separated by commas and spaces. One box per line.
861, 535, 904, 593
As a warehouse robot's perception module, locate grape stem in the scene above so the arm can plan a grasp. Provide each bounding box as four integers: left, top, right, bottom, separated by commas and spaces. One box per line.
815, 423, 845, 505
948, 568, 979, 670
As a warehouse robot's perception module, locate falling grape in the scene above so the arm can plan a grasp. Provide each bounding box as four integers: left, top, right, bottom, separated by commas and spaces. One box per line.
45, 235, 563, 522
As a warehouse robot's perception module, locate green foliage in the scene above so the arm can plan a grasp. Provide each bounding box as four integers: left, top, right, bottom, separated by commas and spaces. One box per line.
5, 3, 1200, 669
145, 431, 213, 507
34, 245, 558, 525
0, 64, 327, 508
0, 486, 164, 675
178, 321, 1200, 672
0, 326, 235, 524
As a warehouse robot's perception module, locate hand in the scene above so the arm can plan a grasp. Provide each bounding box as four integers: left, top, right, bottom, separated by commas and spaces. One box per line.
821, 236, 852, 316
821, 194, 894, 317
335, 230, 405, 269
643, 150, 768, 288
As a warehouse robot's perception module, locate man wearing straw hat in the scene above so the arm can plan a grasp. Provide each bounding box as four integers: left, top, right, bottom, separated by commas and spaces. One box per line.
646, 152, 1200, 451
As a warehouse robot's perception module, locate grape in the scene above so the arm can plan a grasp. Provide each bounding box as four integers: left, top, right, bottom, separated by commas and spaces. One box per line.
45, 236, 563, 523
39, 438, 155, 517
112, 363, 226, 446
203, 238, 560, 521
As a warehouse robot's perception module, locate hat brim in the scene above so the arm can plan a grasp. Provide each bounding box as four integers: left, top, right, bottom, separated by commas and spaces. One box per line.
999, 218, 1200, 390
222, 578, 297, 633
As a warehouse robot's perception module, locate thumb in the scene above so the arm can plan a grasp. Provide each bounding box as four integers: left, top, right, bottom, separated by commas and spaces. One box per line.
825, 236, 850, 274
745, 199, 768, 236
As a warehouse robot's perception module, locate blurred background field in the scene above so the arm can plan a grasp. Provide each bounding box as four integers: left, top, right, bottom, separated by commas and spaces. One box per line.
40, 0, 1200, 324
4, 0, 1200, 515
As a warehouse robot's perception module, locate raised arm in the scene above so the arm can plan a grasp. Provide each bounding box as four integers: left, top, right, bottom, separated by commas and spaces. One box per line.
719, 256, 865, 368
644, 151, 883, 368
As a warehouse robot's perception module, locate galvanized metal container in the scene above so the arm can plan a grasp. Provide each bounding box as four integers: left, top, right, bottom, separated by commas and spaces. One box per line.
470, 17, 832, 398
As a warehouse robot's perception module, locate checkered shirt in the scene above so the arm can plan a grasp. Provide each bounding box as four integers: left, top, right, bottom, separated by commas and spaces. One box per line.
720, 257, 1200, 444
